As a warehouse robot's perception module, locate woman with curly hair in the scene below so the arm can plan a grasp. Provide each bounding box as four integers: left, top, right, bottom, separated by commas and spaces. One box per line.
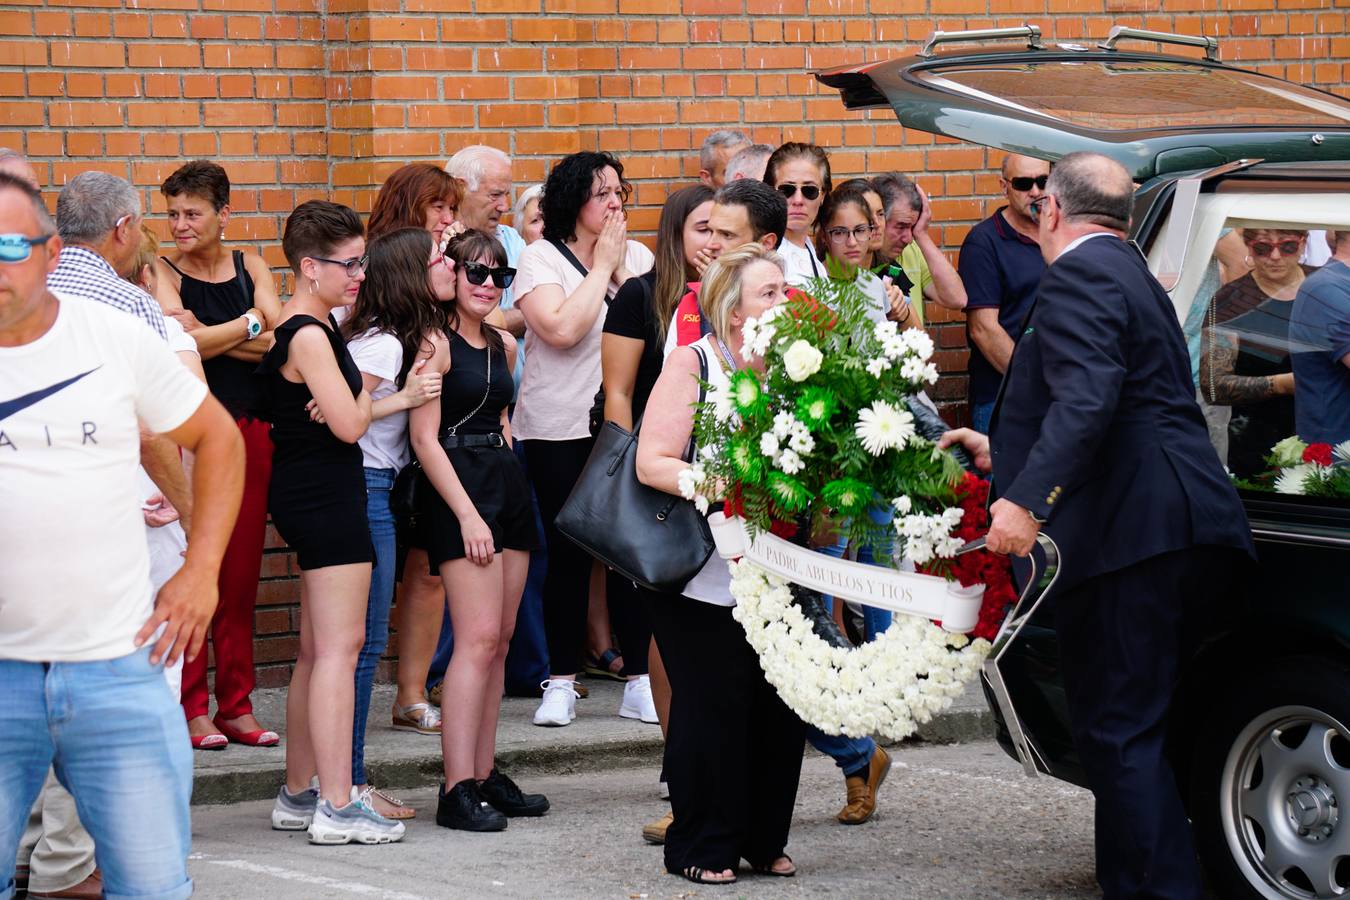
511, 151, 655, 727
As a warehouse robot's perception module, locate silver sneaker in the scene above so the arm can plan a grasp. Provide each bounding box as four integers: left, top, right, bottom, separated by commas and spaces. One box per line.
271, 780, 319, 831
307, 787, 406, 845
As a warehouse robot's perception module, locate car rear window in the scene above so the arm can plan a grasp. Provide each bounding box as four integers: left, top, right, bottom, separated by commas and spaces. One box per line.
915, 60, 1350, 131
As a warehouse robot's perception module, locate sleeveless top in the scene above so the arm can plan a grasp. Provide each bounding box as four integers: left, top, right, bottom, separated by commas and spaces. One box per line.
440, 330, 513, 437
678, 336, 733, 607
162, 250, 258, 418
254, 314, 363, 474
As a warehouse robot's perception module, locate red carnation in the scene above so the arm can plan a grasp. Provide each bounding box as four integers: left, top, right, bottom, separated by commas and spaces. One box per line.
1303, 443, 1335, 466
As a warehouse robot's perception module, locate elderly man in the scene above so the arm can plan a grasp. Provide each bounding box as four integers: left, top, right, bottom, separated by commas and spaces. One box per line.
697, 129, 750, 189
723, 142, 772, 183
960, 154, 1050, 434
944, 152, 1253, 900
870, 173, 966, 324
0, 171, 243, 900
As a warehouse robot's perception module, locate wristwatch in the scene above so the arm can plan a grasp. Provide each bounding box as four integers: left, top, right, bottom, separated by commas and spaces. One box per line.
242, 312, 262, 341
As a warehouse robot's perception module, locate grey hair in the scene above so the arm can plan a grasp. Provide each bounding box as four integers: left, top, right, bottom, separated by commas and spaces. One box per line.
446, 145, 511, 193
56, 171, 141, 245
0, 147, 26, 163
1045, 151, 1132, 232
699, 129, 750, 172
512, 183, 543, 239
0, 171, 55, 233
724, 143, 773, 182
871, 172, 922, 219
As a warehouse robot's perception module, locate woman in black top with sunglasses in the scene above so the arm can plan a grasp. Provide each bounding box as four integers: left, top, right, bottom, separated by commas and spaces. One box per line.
410, 230, 545, 831
763, 142, 831, 288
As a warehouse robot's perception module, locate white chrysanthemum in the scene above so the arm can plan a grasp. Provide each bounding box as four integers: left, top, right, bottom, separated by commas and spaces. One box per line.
782, 339, 824, 382
742, 314, 777, 359
699, 444, 718, 461
899, 357, 927, 382
705, 382, 734, 423
1336, 440, 1350, 464
873, 319, 899, 343
901, 328, 935, 359
1274, 464, 1315, 495
854, 401, 915, 456
759, 432, 780, 458
778, 448, 804, 474
676, 464, 704, 500
694, 495, 710, 514
788, 428, 815, 455
866, 357, 892, 378
892, 495, 912, 514
922, 362, 940, 384
771, 410, 800, 440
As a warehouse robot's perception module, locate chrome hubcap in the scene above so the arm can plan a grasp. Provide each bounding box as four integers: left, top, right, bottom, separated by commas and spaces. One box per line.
1222, 706, 1350, 898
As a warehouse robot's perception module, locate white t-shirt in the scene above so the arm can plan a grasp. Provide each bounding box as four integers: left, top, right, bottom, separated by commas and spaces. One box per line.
0, 294, 208, 662
347, 329, 410, 471
512, 238, 654, 441
779, 237, 822, 288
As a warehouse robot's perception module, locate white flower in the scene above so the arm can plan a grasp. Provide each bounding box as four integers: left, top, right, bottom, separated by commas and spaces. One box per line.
772, 410, 800, 440
1270, 436, 1309, 467
899, 357, 927, 382
922, 363, 940, 384
759, 432, 780, 458
694, 494, 710, 514
892, 495, 912, 515
782, 339, 824, 382
854, 401, 916, 456
1336, 440, 1350, 464
699, 444, 718, 461
788, 428, 815, 455
743, 309, 783, 358
778, 448, 804, 474
901, 328, 935, 359
706, 382, 734, 423
866, 357, 892, 378
676, 463, 706, 500
1275, 464, 1316, 495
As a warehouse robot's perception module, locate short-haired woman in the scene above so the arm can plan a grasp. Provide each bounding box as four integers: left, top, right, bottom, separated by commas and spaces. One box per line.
412, 230, 546, 830
512, 184, 545, 247
260, 200, 404, 845
340, 226, 447, 820
635, 244, 802, 885
512, 151, 655, 727
763, 142, 831, 287
156, 159, 283, 751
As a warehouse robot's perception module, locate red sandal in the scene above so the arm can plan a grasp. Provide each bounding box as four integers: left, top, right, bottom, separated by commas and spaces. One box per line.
213, 714, 280, 747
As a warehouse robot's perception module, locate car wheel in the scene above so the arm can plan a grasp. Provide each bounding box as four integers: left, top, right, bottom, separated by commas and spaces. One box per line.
1191, 658, 1350, 900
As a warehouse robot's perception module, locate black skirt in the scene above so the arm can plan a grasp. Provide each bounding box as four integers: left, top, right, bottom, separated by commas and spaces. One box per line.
416, 444, 538, 573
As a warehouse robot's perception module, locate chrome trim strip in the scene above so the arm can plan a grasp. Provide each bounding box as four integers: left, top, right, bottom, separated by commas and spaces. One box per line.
1250, 527, 1350, 549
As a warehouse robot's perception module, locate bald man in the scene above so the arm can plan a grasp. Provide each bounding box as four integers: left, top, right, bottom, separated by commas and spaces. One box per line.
0, 149, 38, 190
960, 153, 1050, 434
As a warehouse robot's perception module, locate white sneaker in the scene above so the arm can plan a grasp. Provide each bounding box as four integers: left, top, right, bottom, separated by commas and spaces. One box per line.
306, 787, 406, 845
533, 679, 579, 727
619, 675, 659, 724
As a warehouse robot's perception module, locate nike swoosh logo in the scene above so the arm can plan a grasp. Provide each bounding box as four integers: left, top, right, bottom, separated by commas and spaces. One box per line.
0, 367, 100, 423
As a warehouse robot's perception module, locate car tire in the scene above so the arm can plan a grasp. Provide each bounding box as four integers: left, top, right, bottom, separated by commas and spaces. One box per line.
1189, 656, 1350, 900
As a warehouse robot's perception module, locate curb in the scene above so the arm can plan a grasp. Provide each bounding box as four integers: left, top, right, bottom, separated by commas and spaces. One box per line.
190, 704, 994, 806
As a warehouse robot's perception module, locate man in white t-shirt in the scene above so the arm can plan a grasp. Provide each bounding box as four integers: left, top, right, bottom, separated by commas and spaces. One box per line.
0, 173, 244, 899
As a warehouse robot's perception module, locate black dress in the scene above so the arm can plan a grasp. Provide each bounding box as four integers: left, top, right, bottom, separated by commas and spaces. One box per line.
163, 251, 258, 419
1226, 298, 1297, 477
255, 314, 372, 570
417, 331, 537, 574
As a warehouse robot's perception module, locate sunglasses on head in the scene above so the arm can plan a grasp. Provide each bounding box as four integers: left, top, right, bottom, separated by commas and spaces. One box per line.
0, 233, 54, 264
462, 261, 516, 288
1008, 175, 1049, 192
776, 183, 821, 202
1249, 239, 1302, 258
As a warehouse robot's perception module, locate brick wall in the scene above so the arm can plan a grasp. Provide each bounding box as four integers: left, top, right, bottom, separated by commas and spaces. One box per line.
3, 0, 1346, 685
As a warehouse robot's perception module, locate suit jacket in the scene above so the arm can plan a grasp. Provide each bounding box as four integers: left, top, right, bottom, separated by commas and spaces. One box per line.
990, 234, 1254, 589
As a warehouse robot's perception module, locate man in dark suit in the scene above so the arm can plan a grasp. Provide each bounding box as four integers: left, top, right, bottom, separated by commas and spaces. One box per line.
942, 152, 1254, 899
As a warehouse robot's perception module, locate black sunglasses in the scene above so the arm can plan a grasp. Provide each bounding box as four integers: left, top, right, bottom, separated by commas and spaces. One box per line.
462, 261, 516, 289
776, 183, 821, 202
1008, 175, 1049, 192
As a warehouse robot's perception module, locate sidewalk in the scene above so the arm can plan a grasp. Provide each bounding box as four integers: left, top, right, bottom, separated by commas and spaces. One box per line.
190, 677, 993, 805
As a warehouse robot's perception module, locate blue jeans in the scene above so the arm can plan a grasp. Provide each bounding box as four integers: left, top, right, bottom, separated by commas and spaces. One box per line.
352, 467, 397, 786
972, 399, 995, 438
427, 441, 550, 694
0, 648, 193, 900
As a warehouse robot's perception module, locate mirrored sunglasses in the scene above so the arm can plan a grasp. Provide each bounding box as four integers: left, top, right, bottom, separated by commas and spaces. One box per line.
0, 233, 54, 264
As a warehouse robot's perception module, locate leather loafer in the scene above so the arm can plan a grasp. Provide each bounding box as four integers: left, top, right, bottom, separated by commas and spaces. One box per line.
29, 868, 102, 899
837, 746, 891, 825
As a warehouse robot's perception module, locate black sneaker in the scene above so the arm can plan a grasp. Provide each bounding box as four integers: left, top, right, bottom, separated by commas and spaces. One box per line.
436, 779, 508, 832
479, 767, 550, 817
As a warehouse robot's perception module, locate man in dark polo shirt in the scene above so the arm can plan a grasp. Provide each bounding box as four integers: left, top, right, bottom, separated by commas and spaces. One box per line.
960, 153, 1050, 433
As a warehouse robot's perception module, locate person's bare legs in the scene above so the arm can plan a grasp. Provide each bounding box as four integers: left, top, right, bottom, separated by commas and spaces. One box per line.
284, 577, 316, 794
475, 550, 529, 778
440, 557, 505, 786
396, 547, 445, 708
287, 563, 370, 805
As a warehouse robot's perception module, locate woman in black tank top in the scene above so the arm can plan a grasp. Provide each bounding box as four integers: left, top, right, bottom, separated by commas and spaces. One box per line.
158, 160, 284, 749
410, 230, 545, 831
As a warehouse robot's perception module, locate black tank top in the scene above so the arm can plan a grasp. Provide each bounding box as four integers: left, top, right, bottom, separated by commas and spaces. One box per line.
440, 330, 513, 436
255, 314, 363, 473
163, 250, 258, 418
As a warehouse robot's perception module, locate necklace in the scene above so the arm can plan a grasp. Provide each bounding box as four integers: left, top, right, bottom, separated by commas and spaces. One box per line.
444, 332, 492, 437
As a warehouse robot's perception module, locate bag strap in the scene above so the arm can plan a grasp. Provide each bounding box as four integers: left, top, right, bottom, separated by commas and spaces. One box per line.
684, 344, 708, 463
549, 238, 591, 279
232, 250, 251, 311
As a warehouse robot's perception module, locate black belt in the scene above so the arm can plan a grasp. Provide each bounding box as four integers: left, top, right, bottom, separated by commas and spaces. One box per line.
441, 432, 506, 450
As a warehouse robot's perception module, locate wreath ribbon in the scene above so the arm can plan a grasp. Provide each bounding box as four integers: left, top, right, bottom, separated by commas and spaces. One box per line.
707, 512, 985, 633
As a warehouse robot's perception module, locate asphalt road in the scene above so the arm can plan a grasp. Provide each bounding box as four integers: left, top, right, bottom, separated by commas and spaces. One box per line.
187, 740, 1101, 899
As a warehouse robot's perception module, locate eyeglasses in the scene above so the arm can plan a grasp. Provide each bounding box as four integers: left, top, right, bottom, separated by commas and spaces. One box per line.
0, 233, 55, 264
312, 255, 368, 278
825, 225, 874, 245
776, 183, 821, 202
1249, 239, 1303, 258
462, 261, 516, 289
1008, 175, 1049, 192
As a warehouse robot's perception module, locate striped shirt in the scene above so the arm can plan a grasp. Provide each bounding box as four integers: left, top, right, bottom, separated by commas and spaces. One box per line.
47, 246, 168, 341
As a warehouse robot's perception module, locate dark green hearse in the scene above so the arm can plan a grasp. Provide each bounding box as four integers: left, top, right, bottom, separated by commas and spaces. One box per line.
818, 26, 1350, 900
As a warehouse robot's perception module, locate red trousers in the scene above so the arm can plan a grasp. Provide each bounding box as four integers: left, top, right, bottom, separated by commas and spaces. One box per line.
181, 416, 273, 721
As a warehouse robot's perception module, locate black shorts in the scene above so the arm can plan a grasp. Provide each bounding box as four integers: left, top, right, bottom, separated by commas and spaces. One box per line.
416, 444, 539, 573
269, 467, 374, 571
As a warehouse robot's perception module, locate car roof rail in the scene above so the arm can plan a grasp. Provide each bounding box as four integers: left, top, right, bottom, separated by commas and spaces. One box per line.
919, 25, 1044, 59
1097, 25, 1219, 61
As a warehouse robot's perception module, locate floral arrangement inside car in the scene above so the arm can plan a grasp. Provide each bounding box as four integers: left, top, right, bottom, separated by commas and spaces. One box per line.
678, 272, 1016, 740
1238, 436, 1350, 498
